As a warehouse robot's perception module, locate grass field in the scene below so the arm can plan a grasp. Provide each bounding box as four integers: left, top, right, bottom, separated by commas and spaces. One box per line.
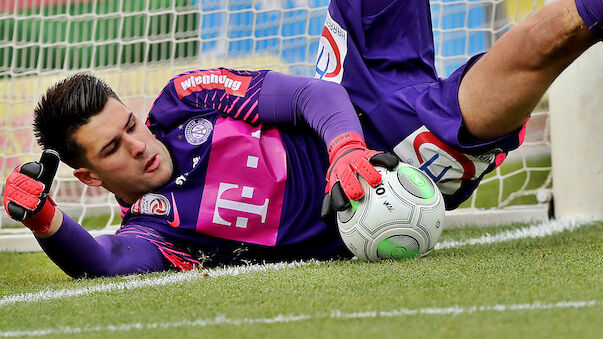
0, 219, 601, 338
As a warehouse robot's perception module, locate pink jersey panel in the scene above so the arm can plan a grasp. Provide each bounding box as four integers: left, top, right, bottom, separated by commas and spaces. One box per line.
196, 117, 287, 246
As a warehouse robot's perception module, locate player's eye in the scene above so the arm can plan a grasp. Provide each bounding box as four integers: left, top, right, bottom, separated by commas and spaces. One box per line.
105, 141, 119, 155
127, 122, 136, 133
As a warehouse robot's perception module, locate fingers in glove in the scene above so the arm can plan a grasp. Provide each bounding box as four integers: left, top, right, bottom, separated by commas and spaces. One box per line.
7, 172, 44, 197
4, 185, 40, 210
20, 162, 43, 179
7, 201, 27, 222
38, 149, 60, 191
331, 181, 351, 211
369, 152, 399, 170
352, 157, 382, 188
320, 193, 336, 226
340, 168, 366, 201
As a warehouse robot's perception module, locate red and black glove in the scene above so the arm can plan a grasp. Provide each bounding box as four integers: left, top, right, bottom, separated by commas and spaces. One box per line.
3, 150, 60, 234
321, 132, 398, 224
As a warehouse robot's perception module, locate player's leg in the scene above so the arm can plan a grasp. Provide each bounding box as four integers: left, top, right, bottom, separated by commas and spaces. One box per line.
458, 0, 599, 140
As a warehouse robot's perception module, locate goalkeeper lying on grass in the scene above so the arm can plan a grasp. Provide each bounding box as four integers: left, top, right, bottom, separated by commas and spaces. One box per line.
4, 0, 601, 278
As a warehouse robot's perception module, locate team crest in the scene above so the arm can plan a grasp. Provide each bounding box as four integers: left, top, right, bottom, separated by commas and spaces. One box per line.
131, 193, 170, 216
184, 118, 213, 145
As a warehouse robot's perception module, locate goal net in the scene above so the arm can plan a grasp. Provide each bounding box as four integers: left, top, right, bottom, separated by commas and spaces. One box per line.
0, 0, 553, 248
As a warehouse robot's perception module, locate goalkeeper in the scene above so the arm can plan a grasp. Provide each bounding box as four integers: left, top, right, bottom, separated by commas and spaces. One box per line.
4, 69, 399, 276
4, 0, 602, 277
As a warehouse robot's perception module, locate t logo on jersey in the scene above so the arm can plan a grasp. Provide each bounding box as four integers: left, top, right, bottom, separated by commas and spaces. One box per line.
213, 183, 269, 228
314, 12, 347, 83
196, 117, 286, 247
174, 69, 252, 99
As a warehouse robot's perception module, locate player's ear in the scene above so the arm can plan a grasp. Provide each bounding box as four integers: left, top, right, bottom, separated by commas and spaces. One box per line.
73, 168, 102, 187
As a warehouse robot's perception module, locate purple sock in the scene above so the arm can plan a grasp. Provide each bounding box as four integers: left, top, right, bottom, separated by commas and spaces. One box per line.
576, 0, 603, 39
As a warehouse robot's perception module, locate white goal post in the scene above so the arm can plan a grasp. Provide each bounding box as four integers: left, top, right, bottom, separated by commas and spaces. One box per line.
549, 45, 603, 220
0, 0, 599, 251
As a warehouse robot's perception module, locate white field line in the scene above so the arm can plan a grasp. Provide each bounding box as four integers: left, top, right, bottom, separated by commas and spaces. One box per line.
434, 216, 595, 250
0, 217, 597, 308
0, 261, 314, 307
1, 300, 600, 337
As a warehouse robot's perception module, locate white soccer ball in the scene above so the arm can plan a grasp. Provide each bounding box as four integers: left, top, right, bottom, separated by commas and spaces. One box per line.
337, 162, 445, 261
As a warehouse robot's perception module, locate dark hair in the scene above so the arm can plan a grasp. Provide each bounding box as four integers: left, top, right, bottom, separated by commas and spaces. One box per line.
33, 73, 120, 168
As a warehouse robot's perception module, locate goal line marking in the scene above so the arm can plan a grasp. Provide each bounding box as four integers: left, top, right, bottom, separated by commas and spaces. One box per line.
434, 217, 594, 249
0, 217, 596, 308
1, 300, 600, 337
0, 261, 313, 307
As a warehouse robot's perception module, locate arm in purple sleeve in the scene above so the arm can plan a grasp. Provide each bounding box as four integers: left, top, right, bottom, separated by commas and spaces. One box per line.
258, 71, 363, 145
36, 211, 167, 278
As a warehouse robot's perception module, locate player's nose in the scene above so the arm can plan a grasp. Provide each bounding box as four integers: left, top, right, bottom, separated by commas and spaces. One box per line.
124, 134, 146, 158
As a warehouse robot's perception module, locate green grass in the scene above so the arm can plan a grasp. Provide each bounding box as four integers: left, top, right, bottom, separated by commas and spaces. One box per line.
0, 221, 601, 338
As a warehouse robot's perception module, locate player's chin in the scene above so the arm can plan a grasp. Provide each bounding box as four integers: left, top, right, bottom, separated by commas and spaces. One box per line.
148, 165, 173, 188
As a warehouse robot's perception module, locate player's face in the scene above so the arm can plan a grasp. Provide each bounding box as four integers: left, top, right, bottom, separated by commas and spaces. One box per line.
73, 97, 173, 203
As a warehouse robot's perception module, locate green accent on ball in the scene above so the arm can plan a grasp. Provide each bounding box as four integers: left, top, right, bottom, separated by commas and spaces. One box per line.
397, 166, 435, 199
349, 199, 359, 213
410, 174, 425, 187
377, 238, 419, 259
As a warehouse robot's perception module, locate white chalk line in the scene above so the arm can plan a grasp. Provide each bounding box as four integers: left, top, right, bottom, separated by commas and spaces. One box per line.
435, 216, 595, 249
0, 217, 597, 308
1, 300, 600, 337
0, 261, 315, 307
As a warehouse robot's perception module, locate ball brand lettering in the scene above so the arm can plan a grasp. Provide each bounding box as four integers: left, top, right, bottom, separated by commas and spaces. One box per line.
375, 184, 386, 196
382, 201, 394, 212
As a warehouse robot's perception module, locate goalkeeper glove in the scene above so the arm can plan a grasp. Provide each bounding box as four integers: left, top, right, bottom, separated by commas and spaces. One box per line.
321, 132, 398, 223
3, 150, 60, 234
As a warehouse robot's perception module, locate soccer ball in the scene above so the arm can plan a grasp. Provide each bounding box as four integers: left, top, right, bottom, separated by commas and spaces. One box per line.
337, 162, 445, 261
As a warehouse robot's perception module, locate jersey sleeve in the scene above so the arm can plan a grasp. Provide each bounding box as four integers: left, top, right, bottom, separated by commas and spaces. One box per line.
36, 211, 167, 278
146, 67, 364, 149
146, 68, 268, 132
258, 71, 364, 147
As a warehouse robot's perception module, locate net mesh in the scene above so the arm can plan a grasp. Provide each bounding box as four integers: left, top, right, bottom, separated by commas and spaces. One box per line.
0, 0, 550, 230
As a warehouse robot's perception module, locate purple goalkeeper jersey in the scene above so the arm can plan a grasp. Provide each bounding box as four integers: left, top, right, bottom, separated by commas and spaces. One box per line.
315, 0, 526, 209
118, 68, 349, 266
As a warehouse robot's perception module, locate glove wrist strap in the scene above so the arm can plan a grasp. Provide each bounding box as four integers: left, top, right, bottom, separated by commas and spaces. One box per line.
23, 197, 56, 235
327, 132, 366, 162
